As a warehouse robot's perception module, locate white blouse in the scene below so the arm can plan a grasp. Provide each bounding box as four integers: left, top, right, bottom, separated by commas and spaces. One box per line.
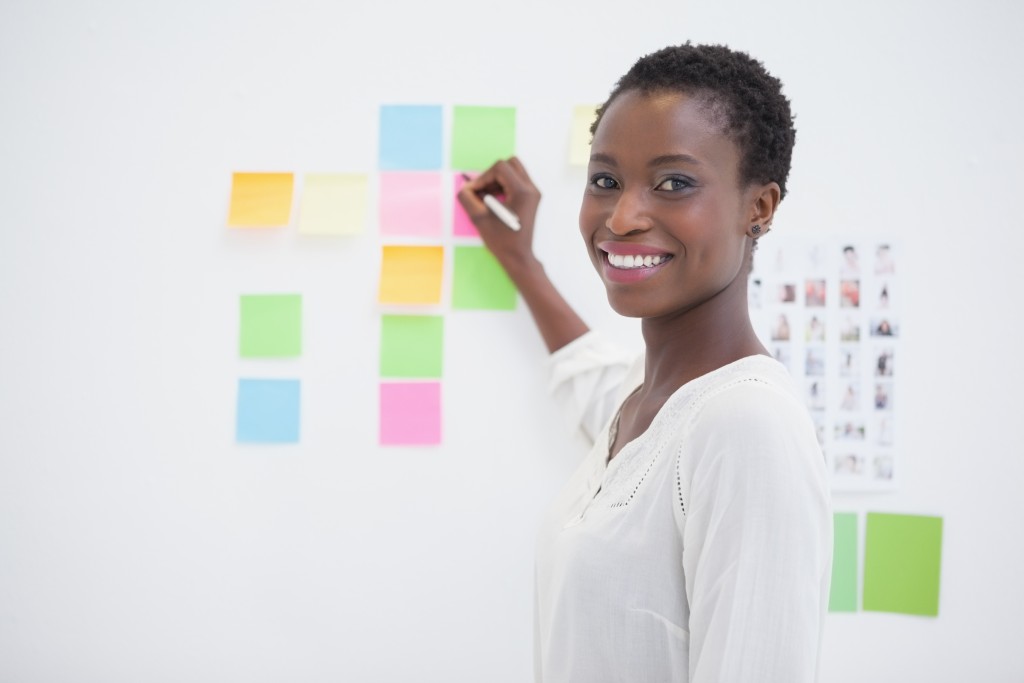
536, 332, 832, 682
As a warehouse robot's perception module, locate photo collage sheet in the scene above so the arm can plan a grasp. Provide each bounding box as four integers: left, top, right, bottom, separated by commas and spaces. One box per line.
749, 238, 900, 492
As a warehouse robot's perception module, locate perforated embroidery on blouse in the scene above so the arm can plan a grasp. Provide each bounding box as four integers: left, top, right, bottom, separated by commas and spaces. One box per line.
601, 385, 664, 509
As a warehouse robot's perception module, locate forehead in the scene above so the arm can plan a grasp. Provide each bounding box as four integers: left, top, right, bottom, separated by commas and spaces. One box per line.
591, 90, 740, 171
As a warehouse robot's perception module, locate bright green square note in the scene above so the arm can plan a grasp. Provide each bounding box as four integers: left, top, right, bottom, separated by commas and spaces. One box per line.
829, 512, 858, 612
863, 512, 943, 616
239, 294, 302, 357
450, 106, 516, 171
380, 315, 444, 378
452, 246, 517, 311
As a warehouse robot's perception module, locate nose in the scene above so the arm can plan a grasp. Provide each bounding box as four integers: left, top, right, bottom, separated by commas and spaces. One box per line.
605, 187, 652, 236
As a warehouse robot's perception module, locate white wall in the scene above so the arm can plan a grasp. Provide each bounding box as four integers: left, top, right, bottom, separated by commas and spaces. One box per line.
2, 1, 1022, 681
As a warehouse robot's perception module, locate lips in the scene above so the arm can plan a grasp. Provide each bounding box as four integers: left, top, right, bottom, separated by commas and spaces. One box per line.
606, 252, 670, 269
597, 241, 673, 271
597, 241, 673, 283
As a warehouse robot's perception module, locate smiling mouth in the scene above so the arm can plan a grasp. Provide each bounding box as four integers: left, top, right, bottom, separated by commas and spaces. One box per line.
603, 251, 673, 269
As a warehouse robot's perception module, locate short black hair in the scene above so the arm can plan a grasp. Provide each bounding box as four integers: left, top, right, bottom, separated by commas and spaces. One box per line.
591, 43, 797, 200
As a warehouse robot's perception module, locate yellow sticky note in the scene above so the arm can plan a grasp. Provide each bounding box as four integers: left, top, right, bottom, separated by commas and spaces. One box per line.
378, 246, 444, 305
569, 105, 599, 166
227, 172, 294, 227
298, 173, 368, 235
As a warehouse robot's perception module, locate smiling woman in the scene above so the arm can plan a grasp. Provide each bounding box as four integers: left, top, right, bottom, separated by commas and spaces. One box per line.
457, 43, 831, 683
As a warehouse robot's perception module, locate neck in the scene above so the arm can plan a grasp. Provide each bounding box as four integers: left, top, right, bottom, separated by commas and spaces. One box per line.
640, 274, 767, 398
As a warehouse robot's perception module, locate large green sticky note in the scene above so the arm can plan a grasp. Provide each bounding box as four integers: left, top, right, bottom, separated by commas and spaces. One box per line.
450, 106, 516, 171
380, 315, 444, 378
451, 246, 517, 311
863, 512, 943, 617
239, 294, 302, 358
829, 512, 858, 612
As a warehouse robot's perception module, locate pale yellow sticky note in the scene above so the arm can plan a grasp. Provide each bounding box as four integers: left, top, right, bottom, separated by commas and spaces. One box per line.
298, 173, 368, 235
227, 172, 294, 227
378, 246, 444, 305
569, 105, 599, 166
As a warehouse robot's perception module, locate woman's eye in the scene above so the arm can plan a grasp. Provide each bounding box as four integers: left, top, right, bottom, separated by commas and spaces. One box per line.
655, 177, 691, 191
591, 175, 618, 190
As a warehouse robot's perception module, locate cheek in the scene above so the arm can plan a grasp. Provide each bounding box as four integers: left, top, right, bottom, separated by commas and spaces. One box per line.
578, 196, 603, 243
578, 195, 597, 234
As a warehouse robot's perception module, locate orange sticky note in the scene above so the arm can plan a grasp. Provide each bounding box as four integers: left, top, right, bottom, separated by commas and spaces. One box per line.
227, 172, 294, 227
378, 246, 444, 305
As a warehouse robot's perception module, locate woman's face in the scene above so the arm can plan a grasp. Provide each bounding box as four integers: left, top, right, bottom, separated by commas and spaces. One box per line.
580, 89, 757, 320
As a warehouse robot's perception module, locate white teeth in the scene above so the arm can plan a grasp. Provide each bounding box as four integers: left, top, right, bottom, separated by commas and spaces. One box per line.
606, 252, 669, 269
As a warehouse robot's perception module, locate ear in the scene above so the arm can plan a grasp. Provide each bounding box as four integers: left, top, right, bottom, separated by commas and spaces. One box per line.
745, 182, 782, 239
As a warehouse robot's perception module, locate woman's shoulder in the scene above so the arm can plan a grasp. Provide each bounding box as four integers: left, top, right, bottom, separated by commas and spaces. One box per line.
677, 355, 799, 416
664, 355, 814, 449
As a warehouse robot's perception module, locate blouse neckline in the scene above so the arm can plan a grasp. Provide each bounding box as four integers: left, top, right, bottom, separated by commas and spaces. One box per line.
603, 354, 781, 471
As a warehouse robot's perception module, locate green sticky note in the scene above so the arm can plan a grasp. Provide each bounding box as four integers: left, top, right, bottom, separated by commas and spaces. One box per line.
863, 512, 943, 616
451, 246, 517, 311
380, 315, 444, 378
239, 294, 302, 357
829, 512, 858, 612
450, 106, 516, 171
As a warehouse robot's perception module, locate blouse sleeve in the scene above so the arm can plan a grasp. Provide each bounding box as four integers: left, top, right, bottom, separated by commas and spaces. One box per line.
545, 331, 639, 445
679, 379, 833, 683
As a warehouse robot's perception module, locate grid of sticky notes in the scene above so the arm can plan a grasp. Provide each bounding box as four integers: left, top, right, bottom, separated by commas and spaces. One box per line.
236, 294, 303, 443
376, 104, 518, 446
829, 511, 943, 616
227, 171, 368, 235
227, 165, 367, 444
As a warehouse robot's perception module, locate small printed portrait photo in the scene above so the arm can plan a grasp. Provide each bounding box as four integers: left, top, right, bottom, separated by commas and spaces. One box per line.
874, 243, 896, 275
777, 282, 797, 304
767, 245, 787, 273
805, 243, 826, 271
840, 245, 860, 277
840, 381, 860, 411
840, 279, 860, 308
748, 278, 763, 309
874, 381, 894, 410
873, 415, 894, 446
806, 379, 827, 411
839, 345, 860, 377
873, 454, 894, 481
876, 281, 892, 309
805, 278, 827, 307
834, 420, 866, 441
811, 412, 826, 446
772, 345, 792, 371
839, 316, 861, 342
875, 348, 895, 376
833, 452, 865, 477
771, 313, 792, 341
805, 345, 826, 376
870, 317, 899, 337
805, 315, 825, 342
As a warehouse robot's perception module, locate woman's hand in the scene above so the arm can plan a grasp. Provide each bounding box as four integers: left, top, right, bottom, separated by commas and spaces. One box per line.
456, 156, 588, 353
456, 156, 541, 276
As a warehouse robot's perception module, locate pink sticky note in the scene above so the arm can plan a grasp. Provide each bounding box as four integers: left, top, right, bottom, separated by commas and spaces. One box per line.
379, 381, 442, 446
452, 172, 479, 237
379, 171, 443, 237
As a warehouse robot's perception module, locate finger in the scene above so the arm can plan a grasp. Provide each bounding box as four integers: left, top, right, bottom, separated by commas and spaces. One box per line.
464, 161, 504, 192
456, 179, 489, 216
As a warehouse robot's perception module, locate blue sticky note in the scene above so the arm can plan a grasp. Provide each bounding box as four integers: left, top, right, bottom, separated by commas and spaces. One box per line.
379, 105, 443, 170
236, 379, 301, 443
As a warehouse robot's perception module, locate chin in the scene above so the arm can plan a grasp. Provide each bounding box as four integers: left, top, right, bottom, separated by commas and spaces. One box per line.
604, 291, 657, 319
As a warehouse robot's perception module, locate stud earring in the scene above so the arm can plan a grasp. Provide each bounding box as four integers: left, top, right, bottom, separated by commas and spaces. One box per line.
752, 225, 762, 236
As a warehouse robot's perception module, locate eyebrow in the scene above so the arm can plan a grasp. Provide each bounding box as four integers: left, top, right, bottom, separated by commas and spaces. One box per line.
589, 152, 702, 167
